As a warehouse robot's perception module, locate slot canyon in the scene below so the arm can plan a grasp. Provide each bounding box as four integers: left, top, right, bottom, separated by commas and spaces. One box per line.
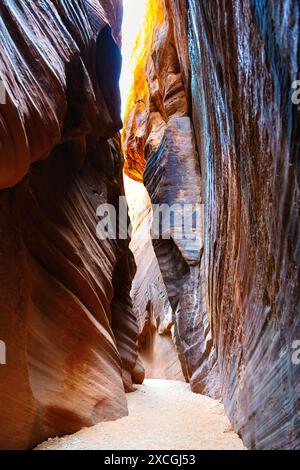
0, 0, 299, 451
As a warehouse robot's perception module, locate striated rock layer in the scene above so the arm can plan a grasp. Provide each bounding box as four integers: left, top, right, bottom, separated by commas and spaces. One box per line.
123, 0, 219, 397
0, 0, 142, 450
126, 179, 184, 381
188, 0, 300, 450
123, 0, 300, 450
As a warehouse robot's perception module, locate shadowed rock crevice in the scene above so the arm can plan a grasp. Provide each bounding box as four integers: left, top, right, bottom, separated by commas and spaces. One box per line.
123, 0, 219, 399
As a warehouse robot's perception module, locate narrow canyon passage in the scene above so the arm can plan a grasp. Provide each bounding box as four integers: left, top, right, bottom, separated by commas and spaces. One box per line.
0, 0, 299, 452
36, 380, 244, 450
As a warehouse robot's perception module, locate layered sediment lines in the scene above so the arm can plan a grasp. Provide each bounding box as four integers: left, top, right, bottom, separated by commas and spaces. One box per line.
127, 182, 184, 380
123, 0, 300, 450
123, 0, 219, 396
188, 0, 300, 450
0, 0, 142, 450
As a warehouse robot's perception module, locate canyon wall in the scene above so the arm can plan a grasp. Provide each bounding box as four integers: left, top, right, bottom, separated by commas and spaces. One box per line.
188, 0, 300, 450
123, 0, 300, 450
123, 0, 220, 396
126, 179, 184, 380
0, 0, 142, 450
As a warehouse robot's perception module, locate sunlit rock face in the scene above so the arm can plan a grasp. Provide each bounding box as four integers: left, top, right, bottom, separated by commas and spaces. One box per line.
0, 0, 140, 450
124, 0, 300, 450
123, 0, 220, 397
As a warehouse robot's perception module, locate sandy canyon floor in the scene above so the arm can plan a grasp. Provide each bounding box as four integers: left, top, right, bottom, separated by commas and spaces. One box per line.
36, 380, 245, 450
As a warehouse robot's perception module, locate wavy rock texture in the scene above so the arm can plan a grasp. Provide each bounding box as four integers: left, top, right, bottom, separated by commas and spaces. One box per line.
188, 0, 300, 450
143, 117, 219, 392
126, 180, 184, 380
123, 0, 300, 450
0, 0, 141, 450
123, 0, 219, 397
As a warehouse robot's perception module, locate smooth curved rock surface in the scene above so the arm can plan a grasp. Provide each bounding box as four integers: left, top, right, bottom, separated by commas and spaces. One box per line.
0, 0, 140, 450
0, 0, 123, 189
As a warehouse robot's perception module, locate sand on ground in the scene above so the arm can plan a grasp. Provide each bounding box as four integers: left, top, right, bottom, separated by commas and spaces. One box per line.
36, 379, 245, 450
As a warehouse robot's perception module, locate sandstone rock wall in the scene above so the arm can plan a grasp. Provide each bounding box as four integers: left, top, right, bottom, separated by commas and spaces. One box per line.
0, 0, 142, 450
123, 0, 219, 397
188, 0, 300, 450
126, 180, 184, 381
123, 0, 300, 450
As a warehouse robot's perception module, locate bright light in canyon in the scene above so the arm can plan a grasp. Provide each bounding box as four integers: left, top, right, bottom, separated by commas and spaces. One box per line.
120, 0, 147, 118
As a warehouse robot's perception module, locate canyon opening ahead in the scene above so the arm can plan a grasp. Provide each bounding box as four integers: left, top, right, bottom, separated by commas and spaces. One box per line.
0, 0, 300, 453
